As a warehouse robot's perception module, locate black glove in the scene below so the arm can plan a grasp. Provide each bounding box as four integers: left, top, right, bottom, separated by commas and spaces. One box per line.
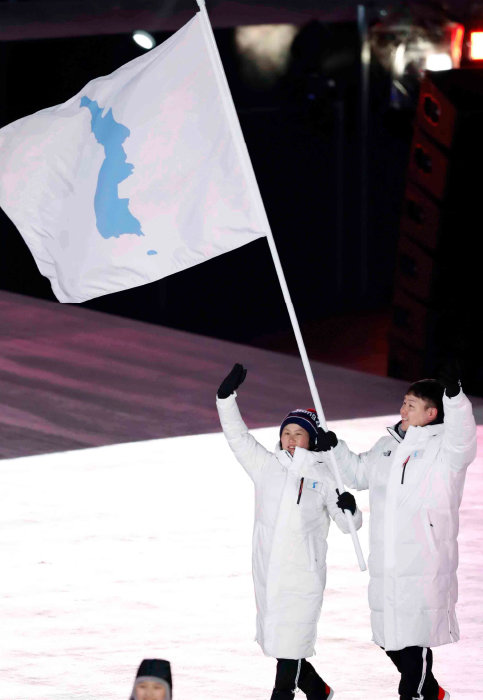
314, 427, 338, 452
438, 356, 462, 398
217, 363, 247, 399
336, 489, 356, 515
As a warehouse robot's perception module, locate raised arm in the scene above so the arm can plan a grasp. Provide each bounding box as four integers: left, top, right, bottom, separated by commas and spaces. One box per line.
438, 361, 477, 472
442, 389, 477, 472
216, 364, 271, 482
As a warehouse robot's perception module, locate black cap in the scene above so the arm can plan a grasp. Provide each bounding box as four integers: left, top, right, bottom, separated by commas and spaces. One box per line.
136, 659, 172, 688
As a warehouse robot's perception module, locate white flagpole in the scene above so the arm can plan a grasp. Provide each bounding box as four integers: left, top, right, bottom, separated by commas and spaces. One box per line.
196, 0, 366, 571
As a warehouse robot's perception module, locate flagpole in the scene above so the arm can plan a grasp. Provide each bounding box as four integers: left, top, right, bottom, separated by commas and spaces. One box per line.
196, 0, 366, 571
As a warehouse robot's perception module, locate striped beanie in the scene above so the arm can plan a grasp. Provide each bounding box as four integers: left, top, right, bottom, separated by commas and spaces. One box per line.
279, 408, 319, 441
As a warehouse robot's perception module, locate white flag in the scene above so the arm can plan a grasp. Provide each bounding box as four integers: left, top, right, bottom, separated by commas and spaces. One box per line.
0, 12, 269, 303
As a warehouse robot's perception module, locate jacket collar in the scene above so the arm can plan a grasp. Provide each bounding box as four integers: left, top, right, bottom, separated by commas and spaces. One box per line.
387, 421, 404, 443
386, 420, 445, 443
276, 445, 325, 476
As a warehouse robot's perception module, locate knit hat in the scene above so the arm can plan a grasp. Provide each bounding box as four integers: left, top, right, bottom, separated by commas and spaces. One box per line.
130, 659, 172, 700
279, 408, 319, 441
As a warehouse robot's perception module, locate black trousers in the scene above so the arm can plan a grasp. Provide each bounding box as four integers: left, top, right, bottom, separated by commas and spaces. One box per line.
274, 658, 326, 691
385, 646, 440, 700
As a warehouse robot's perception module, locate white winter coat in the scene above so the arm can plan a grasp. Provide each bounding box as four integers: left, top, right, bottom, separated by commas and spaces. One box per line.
217, 393, 362, 659
334, 390, 477, 651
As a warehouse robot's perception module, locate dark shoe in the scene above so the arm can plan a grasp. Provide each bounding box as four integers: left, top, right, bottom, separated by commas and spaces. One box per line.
270, 690, 294, 700
400, 692, 449, 700
297, 667, 334, 699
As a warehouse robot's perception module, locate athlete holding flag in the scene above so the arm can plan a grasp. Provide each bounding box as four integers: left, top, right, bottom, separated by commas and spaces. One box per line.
315, 364, 477, 700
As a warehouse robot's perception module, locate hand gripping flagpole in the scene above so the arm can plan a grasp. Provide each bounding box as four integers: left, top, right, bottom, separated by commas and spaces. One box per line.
196, 0, 366, 571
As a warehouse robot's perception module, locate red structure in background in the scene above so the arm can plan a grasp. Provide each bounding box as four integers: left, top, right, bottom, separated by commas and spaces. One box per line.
388, 68, 483, 393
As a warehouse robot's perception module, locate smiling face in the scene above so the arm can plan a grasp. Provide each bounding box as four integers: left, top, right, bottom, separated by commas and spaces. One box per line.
134, 681, 167, 700
280, 423, 310, 455
400, 392, 438, 430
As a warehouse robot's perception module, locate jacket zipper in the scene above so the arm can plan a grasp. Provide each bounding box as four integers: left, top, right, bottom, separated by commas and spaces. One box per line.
297, 477, 304, 504
401, 456, 410, 484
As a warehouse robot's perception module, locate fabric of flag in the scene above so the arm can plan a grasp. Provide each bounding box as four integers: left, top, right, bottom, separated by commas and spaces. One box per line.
0, 12, 269, 303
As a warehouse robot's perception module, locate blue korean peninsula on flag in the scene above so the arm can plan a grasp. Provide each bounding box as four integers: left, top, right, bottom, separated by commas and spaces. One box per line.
0, 12, 269, 302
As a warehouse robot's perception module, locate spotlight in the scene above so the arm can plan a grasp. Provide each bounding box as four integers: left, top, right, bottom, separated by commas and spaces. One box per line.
425, 53, 453, 71
235, 24, 298, 86
132, 30, 156, 51
469, 31, 483, 60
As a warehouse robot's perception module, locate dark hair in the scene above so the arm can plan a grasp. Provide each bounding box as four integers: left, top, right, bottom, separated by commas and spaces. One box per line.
406, 378, 444, 424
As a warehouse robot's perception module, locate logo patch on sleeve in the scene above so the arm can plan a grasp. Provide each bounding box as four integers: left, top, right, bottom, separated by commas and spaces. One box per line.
383, 450, 392, 457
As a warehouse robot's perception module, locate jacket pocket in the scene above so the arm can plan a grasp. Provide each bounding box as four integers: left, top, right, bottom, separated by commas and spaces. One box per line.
307, 536, 316, 572
422, 510, 437, 555
307, 532, 327, 572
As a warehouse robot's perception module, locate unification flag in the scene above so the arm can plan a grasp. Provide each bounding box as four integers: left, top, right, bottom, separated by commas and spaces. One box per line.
0, 11, 269, 302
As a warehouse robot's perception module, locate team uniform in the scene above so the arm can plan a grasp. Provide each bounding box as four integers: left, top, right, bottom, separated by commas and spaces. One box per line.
333, 389, 476, 699
217, 392, 362, 699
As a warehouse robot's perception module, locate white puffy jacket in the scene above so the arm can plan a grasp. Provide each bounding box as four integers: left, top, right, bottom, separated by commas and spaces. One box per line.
217, 393, 362, 659
334, 390, 477, 651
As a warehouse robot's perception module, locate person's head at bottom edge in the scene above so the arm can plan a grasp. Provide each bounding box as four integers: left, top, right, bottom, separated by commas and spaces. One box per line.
130, 659, 172, 700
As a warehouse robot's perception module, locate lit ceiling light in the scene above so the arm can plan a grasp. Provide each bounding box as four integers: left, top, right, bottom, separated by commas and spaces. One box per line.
235, 24, 298, 84
425, 53, 452, 71
132, 30, 156, 50
470, 31, 483, 60
393, 43, 406, 76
